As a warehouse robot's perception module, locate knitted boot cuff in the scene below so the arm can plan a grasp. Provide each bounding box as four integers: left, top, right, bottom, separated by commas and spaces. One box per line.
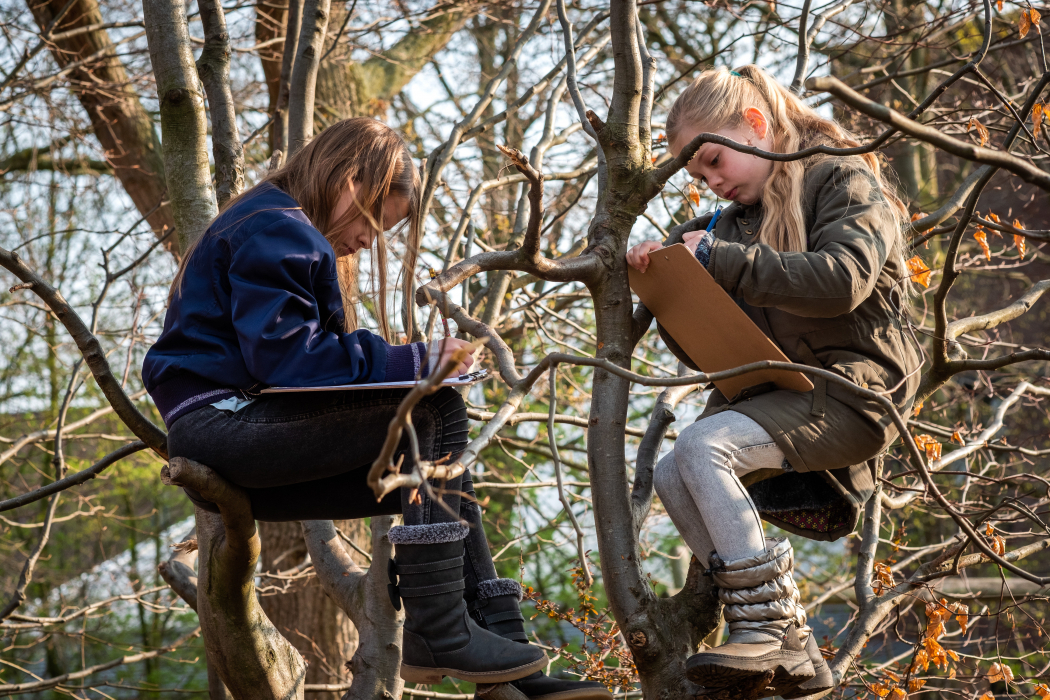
476, 578, 523, 602
388, 522, 469, 545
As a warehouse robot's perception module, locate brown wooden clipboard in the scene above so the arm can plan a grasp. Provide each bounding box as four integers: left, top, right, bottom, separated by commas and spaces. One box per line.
628, 243, 814, 399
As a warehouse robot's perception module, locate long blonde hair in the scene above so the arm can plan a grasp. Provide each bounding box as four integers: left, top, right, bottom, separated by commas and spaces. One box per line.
170, 118, 421, 341
666, 65, 908, 256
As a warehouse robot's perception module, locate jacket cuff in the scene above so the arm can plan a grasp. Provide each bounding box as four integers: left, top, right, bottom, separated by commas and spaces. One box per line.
694, 231, 716, 268
383, 341, 428, 382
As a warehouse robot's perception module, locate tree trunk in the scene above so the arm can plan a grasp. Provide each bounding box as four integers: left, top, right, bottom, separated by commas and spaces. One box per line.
259, 520, 370, 699
142, 0, 219, 252
27, 0, 178, 254
584, 1, 724, 696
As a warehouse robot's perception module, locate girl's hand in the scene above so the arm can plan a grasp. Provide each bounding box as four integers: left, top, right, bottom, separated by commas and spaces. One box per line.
682, 228, 706, 255
626, 241, 663, 272
430, 337, 476, 376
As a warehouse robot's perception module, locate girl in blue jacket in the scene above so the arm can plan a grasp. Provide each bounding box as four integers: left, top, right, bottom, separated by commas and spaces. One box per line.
143, 118, 609, 699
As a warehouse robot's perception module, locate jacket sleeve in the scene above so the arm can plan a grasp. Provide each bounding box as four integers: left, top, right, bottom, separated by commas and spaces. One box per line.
228, 219, 425, 386
706, 164, 896, 318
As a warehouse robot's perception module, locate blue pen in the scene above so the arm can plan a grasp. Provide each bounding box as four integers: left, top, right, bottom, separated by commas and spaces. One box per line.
706, 206, 723, 232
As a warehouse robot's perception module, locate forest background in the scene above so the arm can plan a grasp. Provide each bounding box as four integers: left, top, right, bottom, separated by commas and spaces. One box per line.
0, 0, 1049, 697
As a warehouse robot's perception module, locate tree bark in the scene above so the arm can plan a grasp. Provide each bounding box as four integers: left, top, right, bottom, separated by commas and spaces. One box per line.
258, 521, 368, 700
143, 0, 219, 251
161, 458, 306, 700
26, 0, 177, 254
302, 518, 405, 700
254, 0, 291, 151
197, 0, 245, 208
286, 0, 331, 156
582, 0, 723, 696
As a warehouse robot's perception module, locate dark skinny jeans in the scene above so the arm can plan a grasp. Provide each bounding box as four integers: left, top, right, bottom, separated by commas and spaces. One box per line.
167, 386, 498, 595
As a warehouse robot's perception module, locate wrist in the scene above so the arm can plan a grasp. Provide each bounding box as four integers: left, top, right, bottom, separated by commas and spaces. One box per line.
694, 232, 715, 268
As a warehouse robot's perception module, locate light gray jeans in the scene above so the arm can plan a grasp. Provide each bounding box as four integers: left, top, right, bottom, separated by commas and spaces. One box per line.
654, 410, 786, 564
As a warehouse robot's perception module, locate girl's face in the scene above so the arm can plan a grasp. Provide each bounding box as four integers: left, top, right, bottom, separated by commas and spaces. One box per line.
328, 182, 411, 257
669, 107, 774, 205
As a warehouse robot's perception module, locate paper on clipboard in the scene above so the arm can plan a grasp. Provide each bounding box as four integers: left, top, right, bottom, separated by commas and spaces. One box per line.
261, 369, 490, 394
628, 244, 813, 399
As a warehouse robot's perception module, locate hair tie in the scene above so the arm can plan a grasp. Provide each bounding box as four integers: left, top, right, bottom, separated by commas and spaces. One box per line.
729, 70, 743, 77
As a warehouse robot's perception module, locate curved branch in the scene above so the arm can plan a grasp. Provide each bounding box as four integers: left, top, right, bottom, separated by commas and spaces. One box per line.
161, 457, 306, 698
789, 0, 814, 95
0, 441, 146, 512
367, 343, 480, 499
947, 279, 1050, 340
0, 248, 168, 457
0, 492, 60, 621
496, 145, 544, 261
301, 518, 403, 700
807, 76, 1050, 191
884, 382, 1043, 510
158, 528, 199, 611
631, 365, 699, 534
420, 248, 601, 299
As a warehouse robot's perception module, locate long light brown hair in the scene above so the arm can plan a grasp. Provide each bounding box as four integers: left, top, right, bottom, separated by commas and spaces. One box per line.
170, 117, 421, 341
666, 65, 908, 256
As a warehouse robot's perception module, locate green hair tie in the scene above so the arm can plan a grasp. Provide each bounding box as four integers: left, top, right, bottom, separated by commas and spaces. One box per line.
729, 70, 743, 77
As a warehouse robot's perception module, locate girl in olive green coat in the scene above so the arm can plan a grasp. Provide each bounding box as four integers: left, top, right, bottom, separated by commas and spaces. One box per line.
627, 65, 920, 698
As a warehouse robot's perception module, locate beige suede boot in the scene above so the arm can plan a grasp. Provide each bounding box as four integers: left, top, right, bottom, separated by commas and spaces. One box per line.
685, 538, 814, 699
782, 617, 834, 699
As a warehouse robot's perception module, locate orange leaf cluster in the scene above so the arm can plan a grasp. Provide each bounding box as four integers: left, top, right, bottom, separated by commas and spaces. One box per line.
968, 117, 990, 146
914, 434, 942, 463
977, 693, 994, 700
926, 598, 966, 640
984, 523, 1008, 554
1034, 682, 1050, 699
951, 431, 964, 445
1020, 7, 1042, 37
906, 256, 933, 287
1034, 103, 1046, 139
908, 679, 926, 692
686, 182, 701, 206
987, 661, 1015, 684
974, 228, 992, 260
910, 598, 965, 676
873, 561, 895, 594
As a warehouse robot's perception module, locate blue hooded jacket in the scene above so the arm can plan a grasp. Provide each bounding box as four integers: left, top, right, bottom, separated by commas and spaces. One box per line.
143, 182, 427, 427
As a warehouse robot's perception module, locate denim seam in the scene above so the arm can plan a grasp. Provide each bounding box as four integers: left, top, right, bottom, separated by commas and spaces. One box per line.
720, 454, 767, 538
231, 397, 409, 424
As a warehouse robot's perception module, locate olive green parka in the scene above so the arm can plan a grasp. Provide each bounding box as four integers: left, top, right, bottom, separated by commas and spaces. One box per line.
658, 156, 921, 541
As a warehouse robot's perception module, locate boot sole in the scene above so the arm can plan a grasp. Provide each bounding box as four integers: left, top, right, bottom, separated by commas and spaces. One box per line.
782, 659, 834, 699
401, 654, 547, 685
687, 650, 813, 698
526, 690, 614, 700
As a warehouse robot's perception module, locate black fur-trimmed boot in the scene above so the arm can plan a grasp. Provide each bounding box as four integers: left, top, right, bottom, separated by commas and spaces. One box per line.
388, 524, 547, 684
685, 538, 815, 699
469, 578, 612, 700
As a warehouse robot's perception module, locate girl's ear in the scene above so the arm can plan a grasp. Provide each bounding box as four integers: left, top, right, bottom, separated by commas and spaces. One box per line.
743, 107, 769, 140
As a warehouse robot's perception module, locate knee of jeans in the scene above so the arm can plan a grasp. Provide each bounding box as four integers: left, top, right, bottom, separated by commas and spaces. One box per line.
675, 420, 725, 467
422, 387, 469, 458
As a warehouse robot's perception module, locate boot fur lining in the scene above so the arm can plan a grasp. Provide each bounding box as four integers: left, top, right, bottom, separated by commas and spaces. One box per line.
388, 522, 469, 545
477, 578, 523, 601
